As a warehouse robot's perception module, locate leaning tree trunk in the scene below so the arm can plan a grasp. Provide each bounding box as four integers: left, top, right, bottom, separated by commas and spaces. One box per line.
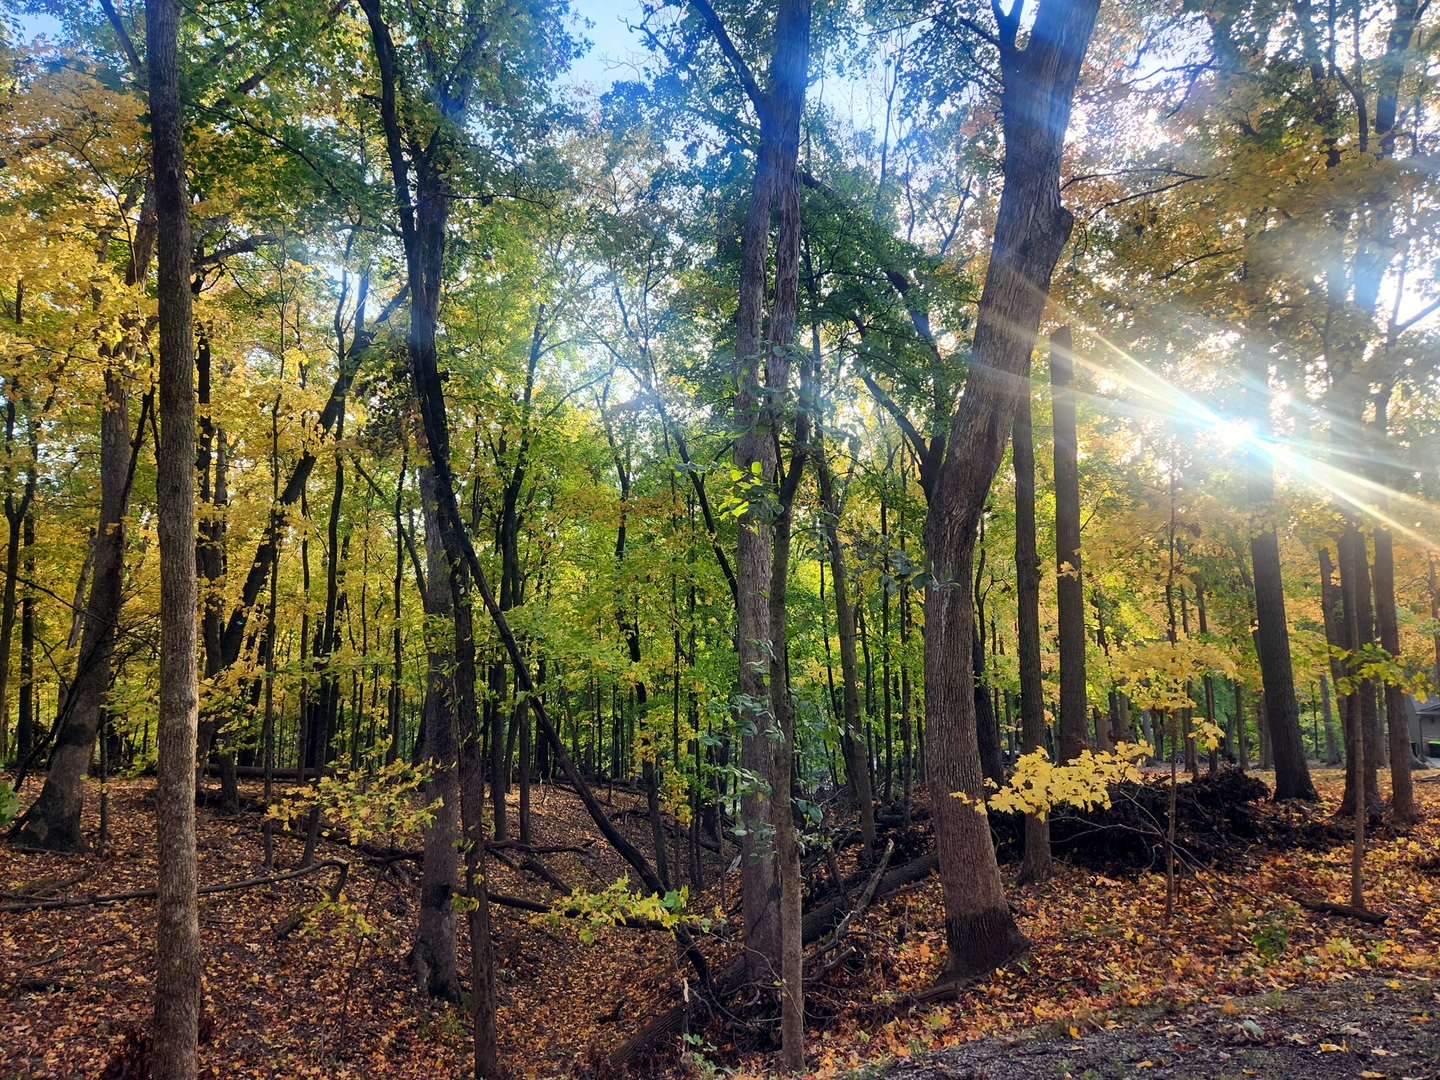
149, 0, 203, 1070
410, 466, 461, 1001
923, 0, 1098, 986
1014, 347, 1051, 885
17, 370, 131, 850
16, 186, 155, 848
1051, 325, 1088, 763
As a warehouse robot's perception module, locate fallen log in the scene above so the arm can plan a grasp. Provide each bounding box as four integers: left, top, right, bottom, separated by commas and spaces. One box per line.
2, 859, 349, 914
608, 849, 939, 1069
811, 840, 894, 957
522, 856, 575, 894
1293, 894, 1388, 925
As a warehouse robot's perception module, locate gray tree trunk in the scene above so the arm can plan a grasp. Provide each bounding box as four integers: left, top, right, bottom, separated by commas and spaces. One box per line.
148, 0, 203, 1069
410, 466, 461, 1001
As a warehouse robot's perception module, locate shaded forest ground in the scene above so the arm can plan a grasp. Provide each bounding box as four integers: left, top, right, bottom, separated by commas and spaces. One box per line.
1, 769, 1438, 1079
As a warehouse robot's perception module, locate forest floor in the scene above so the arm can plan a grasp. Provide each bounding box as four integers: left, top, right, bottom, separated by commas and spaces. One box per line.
0, 768, 1437, 1079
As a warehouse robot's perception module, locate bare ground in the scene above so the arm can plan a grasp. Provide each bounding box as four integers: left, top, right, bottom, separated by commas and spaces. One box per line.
888, 976, 1440, 1080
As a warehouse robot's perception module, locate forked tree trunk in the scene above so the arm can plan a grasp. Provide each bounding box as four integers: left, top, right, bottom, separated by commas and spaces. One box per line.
1014, 351, 1051, 885
358, 1, 500, 1065
149, 0, 203, 1069
923, 0, 1098, 985
1051, 326, 1088, 763
699, 7, 810, 1061
701, 0, 811, 1060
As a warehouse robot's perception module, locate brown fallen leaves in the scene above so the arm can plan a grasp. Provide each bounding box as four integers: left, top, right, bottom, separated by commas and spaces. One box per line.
1, 768, 1435, 1079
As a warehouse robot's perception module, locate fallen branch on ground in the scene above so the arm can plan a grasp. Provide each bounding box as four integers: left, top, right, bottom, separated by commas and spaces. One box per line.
608, 849, 939, 1069
1, 859, 349, 913
811, 839, 894, 958
1293, 894, 1388, 925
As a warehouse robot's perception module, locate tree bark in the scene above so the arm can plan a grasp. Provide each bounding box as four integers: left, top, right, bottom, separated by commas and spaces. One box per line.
16, 184, 156, 843
1014, 353, 1051, 885
149, 0, 202, 1069
1337, 526, 1383, 818
15, 507, 34, 762
1249, 527, 1316, 799
1050, 326, 1088, 762
410, 466, 461, 1001
922, 0, 1098, 985
1373, 529, 1415, 825
703, 8, 811, 1054
17, 372, 130, 849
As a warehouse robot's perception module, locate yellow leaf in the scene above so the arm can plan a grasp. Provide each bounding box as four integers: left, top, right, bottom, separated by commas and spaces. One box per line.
1068, 1025, 1080, 1038
1221, 1001, 1239, 1015
1319, 1042, 1343, 1052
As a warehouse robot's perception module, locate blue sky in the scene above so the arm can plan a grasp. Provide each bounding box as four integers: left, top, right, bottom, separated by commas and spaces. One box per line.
8, 0, 643, 92
565, 0, 650, 93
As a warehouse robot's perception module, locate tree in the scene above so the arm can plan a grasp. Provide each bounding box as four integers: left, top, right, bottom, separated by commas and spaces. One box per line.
919, 0, 1099, 985
1015, 343, 1051, 885
1051, 325, 1088, 762
688, 0, 813, 1062
148, 0, 202, 1071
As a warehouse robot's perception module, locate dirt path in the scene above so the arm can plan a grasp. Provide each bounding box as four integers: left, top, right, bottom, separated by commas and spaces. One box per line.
887, 977, 1440, 1080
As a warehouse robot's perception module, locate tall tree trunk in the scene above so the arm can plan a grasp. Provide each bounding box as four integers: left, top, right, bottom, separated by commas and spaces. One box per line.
1051, 326, 1087, 762
1249, 526, 1316, 799
16, 506, 34, 762
923, 0, 1097, 985
16, 185, 155, 843
17, 372, 131, 849
698, 0, 812, 1060
972, 620, 1006, 786
1014, 352, 1051, 885
0, 457, 26, 759
814, 436, 877, 857
1338, 526, 1383, 817
410, 466, 461, 1001
358, 1, 502, 1064
706, 5, 811, 1043
1240, 334, 1315, 799
882, 498, 893, 802
149, 0, 202, 1067
1373, 528, 1415, 825
1319, 545, 1349, 770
